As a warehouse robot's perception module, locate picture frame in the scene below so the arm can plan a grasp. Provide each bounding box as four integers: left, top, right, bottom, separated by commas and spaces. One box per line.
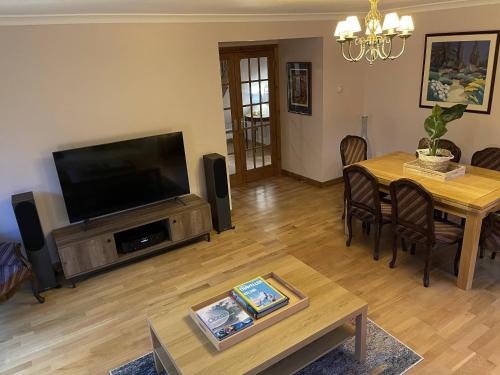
419, 31, 500, 114
287, 62, 312, 115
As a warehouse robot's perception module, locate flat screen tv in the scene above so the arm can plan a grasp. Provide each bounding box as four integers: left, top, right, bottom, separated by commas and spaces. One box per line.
53, 132, 190, 223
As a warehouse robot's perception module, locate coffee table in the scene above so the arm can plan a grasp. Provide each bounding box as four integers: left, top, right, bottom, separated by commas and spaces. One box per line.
148, 255, 368, 375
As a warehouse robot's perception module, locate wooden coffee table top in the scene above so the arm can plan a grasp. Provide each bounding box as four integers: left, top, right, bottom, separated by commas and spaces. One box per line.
148, 254, 367, 375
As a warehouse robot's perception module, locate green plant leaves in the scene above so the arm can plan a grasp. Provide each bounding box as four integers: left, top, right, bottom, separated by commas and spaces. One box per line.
423, 104, 467, 156
441, 104, 467, 124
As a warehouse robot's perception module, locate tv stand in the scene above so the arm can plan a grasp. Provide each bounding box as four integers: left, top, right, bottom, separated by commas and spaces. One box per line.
174, 196, 187, 206
52, 194, 212, 282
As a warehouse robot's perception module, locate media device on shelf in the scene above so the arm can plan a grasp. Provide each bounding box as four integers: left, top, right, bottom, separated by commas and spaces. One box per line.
52, 132, 190, 223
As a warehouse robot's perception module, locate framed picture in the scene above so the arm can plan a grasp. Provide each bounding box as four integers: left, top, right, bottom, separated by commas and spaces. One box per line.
287, 62, 312, 115
420, 31, 500, 114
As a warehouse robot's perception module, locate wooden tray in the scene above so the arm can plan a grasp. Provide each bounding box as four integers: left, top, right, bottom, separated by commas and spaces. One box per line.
404, 159, 466, 181
189, 272, 309, 351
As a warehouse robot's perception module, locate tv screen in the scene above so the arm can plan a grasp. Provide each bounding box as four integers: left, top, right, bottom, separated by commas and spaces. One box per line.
53, 132, 190, 223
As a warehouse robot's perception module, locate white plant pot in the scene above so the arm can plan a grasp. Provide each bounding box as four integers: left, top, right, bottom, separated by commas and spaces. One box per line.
417, 149, 454, 172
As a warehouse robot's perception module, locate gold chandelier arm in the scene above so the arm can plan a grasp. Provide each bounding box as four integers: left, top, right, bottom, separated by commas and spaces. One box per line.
378, 38, 392, 60
348, 39, 365, 61
340, 40, 364, 62
388, 37, 407, 60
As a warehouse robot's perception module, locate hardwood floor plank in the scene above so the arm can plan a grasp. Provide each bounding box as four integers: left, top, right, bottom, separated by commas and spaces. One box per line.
1, 176, 500, 374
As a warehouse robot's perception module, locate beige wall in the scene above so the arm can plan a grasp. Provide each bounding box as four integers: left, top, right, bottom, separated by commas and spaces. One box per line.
279, 37, 324, 181
0, 21, 364, 259
362, 4, 500, 162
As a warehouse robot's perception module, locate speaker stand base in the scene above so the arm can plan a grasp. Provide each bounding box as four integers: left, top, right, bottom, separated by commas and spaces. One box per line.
217, 225, 235, 234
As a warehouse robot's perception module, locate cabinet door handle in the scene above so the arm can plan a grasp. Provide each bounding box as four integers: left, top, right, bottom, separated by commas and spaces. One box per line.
107, 239, 112, 243
173, 219, 177, 224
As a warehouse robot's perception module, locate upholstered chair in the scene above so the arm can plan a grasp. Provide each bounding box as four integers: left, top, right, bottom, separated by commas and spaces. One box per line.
343, 165, 392, 261
388, 179, 464, 287
471, 147, 500, 171
417, 138, 462, 163
0, 242, 45, 304
340, 135, 368, 167
480, 213, 500, 259
340, 135, 368, 221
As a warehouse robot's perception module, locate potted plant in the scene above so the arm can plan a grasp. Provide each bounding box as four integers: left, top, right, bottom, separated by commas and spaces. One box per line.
417, 103, 467, 171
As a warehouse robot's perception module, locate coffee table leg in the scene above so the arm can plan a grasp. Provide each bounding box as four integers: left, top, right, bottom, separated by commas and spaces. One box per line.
153, 350, 166, 373
355, 309, 367, 363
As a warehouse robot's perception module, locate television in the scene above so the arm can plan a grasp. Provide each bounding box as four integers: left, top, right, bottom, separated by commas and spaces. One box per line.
53, 132, 190, 223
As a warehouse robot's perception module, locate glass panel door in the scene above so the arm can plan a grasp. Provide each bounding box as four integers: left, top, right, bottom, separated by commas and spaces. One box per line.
219, 45, 278, 185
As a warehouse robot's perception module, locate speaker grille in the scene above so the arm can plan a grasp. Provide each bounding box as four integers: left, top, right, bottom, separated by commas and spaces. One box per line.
14, 201, 45, 251
214, 158, 229, 199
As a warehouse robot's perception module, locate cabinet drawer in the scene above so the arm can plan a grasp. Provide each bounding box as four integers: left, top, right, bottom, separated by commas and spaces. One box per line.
58, 235, 118, 278
170, 205, 212, 242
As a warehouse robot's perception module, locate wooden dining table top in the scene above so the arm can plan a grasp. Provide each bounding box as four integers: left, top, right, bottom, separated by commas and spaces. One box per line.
356, 151, 500, 213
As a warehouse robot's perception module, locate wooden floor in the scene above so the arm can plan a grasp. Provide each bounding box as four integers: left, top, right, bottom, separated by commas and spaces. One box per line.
2, 176, 500, 374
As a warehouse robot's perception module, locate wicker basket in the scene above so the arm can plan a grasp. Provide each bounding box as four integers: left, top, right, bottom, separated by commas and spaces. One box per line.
416, 149, 454, 172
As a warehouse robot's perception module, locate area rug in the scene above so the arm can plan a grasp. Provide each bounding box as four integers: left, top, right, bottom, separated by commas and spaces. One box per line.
110, 320, 423, 375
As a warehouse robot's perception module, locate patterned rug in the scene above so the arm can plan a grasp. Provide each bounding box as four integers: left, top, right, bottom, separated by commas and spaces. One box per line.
110, 320, 422, 375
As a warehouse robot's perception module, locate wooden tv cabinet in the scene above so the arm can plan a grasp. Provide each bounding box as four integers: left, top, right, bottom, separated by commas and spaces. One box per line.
52, 194, 212, 282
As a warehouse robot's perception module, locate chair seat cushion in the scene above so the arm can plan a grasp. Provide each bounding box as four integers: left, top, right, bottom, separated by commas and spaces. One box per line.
0, 264, 30, 297
434, 222, 463, 244
351, 202, 392, 223
0, 242, 20, 267
396, 221, 463, 245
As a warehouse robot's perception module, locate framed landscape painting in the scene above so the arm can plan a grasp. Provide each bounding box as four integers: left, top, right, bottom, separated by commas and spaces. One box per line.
420, 31, 500, 114
287, 62, 312, 115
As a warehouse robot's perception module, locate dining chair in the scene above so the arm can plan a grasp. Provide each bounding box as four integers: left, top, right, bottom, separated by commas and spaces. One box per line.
340, 135, 368, 222
0, 242, 45, 304
417, 138, 462, 223
343, 164, 392, 261
480, 213, 500, 259
417, 138, 462, 162
388, 178, 464, 287
340, 135, 368, 167
471, 147, 500, 171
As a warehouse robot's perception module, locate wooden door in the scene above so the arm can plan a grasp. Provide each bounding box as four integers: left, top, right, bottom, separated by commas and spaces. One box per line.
219, 45, 280, 185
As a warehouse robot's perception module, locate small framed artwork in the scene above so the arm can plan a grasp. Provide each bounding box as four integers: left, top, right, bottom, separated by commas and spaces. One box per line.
420, 31, 500, 114
287, 62, 312, 115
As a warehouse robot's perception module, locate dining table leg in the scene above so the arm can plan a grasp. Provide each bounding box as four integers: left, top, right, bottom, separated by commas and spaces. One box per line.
457, 210, 484, 290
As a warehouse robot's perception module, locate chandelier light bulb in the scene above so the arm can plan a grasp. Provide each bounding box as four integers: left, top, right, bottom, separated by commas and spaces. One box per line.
334, 20, 348, 39
344, 16, 362, 33
382, 12, 400, 34
398, 15, 415, 34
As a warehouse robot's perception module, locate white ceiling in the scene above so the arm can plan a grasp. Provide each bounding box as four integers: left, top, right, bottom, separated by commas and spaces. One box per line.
0, 0, 497, 16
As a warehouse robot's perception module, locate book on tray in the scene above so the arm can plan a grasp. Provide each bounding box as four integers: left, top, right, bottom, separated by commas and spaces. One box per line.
196, 296, 253, 341
232, 276, 289, 318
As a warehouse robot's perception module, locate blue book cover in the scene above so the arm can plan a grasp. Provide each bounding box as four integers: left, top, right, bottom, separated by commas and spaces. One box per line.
196, 297, 253, 341
233, 276, 288, 313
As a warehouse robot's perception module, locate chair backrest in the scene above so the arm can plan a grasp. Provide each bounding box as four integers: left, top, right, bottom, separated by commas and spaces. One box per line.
390, 178, 435, 244
340, 135, 367, 167
483, 213, 500, 251
417, 138, 462, 163
343, 165, 381, 217
471, 147, 500, 171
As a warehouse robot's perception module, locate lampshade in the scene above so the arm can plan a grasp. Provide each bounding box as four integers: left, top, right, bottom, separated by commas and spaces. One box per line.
334, 21, 347, 37
382, 12, 400, 31
398, 15, 415, 32
344, 16, 362, 33
365, 19, 382, 35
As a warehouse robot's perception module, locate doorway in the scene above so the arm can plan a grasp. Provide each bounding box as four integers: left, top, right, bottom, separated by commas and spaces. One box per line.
219, 45, 280, 186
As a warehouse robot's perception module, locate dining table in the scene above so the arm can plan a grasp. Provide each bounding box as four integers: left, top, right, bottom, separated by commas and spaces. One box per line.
356, 151, 500, 290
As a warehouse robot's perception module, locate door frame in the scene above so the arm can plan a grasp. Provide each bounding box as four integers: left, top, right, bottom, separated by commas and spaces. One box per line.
219, 44, 281, 186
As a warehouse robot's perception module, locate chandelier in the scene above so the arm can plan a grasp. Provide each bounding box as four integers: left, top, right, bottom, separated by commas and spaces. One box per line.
334, 0, 414, 64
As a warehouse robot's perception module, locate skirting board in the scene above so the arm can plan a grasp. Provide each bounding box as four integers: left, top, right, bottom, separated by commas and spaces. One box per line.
281, 169, 343, 188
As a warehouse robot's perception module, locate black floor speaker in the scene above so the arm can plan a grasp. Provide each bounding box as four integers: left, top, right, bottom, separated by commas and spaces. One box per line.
203, 153, 233, 233
12, 192, 58, 291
